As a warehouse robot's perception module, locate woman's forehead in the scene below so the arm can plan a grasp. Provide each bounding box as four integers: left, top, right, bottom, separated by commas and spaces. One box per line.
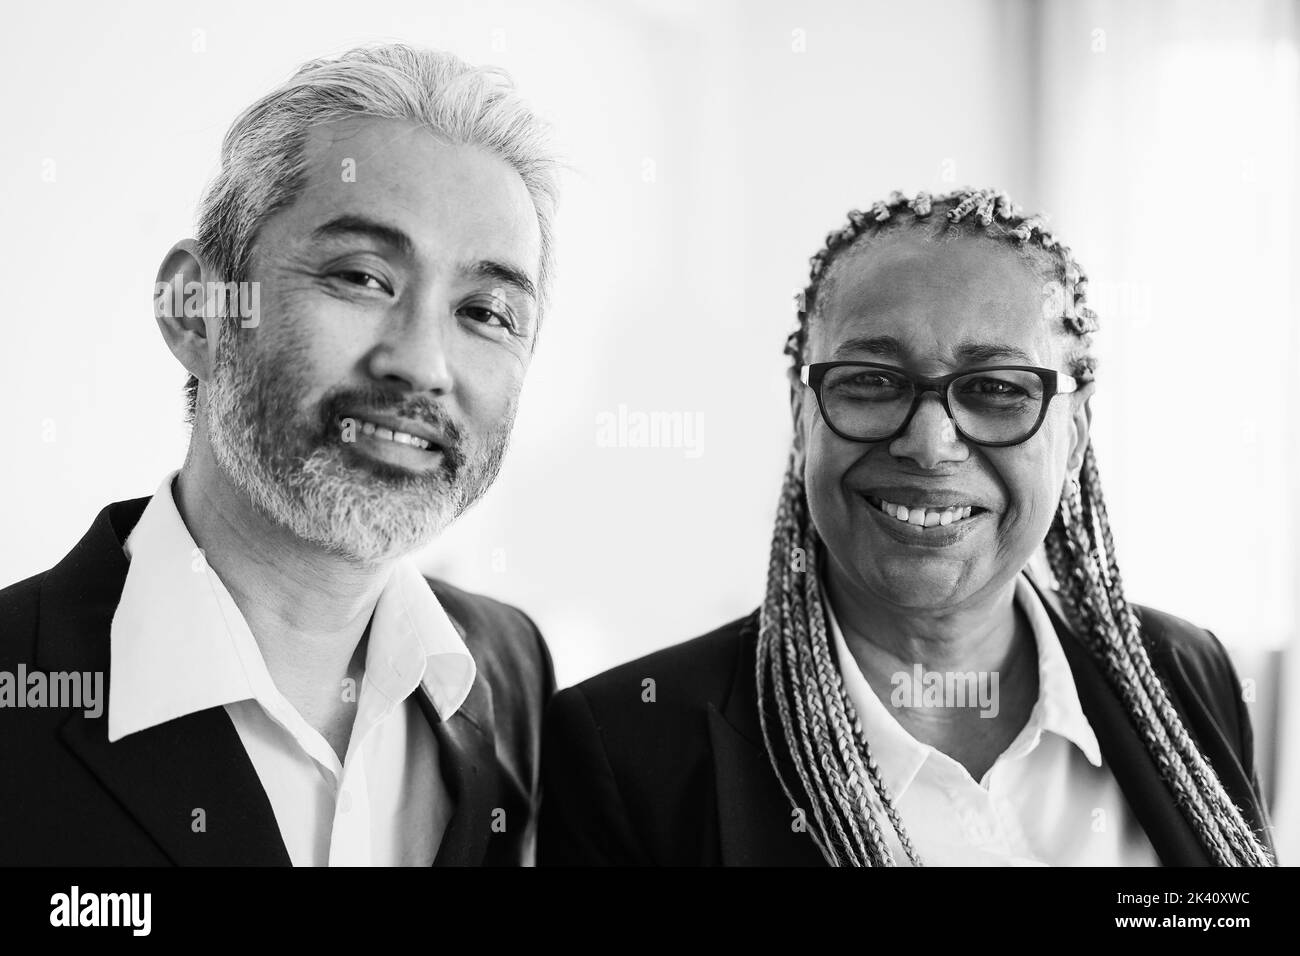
812, 235, 1058, 367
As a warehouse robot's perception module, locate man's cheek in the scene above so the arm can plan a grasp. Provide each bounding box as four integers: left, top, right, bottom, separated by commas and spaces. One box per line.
455, 384, 510, 444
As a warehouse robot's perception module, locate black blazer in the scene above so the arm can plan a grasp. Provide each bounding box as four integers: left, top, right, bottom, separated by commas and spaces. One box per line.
539, 573, 1275, 866
0, 496, 555, 866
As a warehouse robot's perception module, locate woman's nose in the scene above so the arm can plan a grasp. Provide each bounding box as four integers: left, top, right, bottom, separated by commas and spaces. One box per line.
888, 393, 969, 468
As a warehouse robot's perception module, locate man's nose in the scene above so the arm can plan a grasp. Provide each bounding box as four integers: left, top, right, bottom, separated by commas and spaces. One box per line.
365, 302, 455, 395
888, 392, 969, 469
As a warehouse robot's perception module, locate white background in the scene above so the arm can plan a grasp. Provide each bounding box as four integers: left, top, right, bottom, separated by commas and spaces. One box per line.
2, 0, 1297, 856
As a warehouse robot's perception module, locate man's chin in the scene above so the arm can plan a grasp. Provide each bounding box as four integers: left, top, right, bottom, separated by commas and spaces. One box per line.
279, 500, 455, 567
224, 452, 457, 565
320, 532, 431, 567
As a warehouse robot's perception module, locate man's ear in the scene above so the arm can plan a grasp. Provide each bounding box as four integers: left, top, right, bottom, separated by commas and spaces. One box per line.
1065, 379, 1096, 478
154, 240, 216, 386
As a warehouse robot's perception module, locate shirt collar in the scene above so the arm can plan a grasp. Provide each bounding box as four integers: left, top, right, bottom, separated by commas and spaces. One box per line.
1012, 571, 1103, 768
367, 559, 477, 719
108, 470, 476, 742
824, 568, 1103, 799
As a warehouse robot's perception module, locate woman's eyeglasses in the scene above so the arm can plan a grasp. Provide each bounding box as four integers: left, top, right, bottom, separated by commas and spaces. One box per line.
800, 361, 1079, 447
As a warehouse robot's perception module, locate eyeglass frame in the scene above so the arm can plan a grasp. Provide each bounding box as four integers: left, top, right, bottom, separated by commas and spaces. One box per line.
799, 361, 1080, 448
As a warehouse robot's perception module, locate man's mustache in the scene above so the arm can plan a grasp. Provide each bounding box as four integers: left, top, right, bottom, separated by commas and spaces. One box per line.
316, 385, 468, 474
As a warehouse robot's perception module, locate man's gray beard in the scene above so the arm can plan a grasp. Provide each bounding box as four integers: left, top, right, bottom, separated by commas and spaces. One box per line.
204, 330, 514, 566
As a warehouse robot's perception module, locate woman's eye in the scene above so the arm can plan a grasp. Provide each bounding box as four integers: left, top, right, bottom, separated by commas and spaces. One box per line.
968, 378, 1023, 395
842, 372, 906, 390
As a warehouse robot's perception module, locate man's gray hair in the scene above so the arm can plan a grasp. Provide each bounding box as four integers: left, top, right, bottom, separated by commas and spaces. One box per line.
185, 43, 560, 421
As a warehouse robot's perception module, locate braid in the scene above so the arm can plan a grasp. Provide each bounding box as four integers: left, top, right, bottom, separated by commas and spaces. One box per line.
1045, 448, 1272, 865
759, 187, 1274, 867
757, 457, 852, 864
757, 452, 908, 866
1083, 456, 1260, 853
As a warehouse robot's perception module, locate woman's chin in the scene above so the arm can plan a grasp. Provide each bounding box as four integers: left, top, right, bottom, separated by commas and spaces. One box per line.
861, 557, 977, 610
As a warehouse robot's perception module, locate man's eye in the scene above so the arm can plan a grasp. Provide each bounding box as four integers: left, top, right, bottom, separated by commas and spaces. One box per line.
333, 270, 390, 292
460, 304, 517, 332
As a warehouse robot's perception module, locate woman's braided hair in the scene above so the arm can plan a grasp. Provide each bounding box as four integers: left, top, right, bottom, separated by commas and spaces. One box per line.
755, 187, 1274, 867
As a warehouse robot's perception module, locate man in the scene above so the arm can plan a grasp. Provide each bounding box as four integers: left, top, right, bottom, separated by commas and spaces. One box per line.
0, 44, 559, 865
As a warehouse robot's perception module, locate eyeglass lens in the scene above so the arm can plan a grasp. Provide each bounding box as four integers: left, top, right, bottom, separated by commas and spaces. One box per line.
819, 366, 1046, 443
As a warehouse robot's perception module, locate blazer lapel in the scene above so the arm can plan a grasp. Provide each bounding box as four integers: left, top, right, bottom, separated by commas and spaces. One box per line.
59, 708, 291, 865
708, 613, 826, 866
1023, 570, 1211, 865
415, 611, 526, 867
39, 499, 289, 866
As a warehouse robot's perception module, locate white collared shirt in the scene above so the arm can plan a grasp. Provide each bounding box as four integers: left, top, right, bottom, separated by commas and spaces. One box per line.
826, 572, 1161, 866
108, 472, 477, 866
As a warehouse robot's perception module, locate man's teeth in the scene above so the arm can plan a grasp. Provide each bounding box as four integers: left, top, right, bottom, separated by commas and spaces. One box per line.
345, 418, 434, 451
875, 498, 974, 526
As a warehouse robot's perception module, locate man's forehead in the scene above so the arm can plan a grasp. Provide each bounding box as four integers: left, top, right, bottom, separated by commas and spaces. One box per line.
277, 116, 541, 274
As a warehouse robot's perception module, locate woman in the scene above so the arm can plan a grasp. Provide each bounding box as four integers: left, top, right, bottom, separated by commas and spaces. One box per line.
540, 188, 1274, 866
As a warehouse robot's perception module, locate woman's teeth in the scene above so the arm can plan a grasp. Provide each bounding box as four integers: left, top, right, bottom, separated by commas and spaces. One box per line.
343, 417, 435, 451
873, 497, 974, 527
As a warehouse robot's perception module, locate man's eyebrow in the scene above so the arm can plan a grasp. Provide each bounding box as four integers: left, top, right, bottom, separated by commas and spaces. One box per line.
463, 259, 538, 302
309, 215, 414, 257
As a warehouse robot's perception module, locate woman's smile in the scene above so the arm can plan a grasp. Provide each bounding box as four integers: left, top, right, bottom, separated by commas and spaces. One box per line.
860, 492, 992, 548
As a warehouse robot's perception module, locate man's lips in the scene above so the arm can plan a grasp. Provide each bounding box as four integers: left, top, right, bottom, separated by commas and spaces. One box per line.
336, 411, 446, 452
